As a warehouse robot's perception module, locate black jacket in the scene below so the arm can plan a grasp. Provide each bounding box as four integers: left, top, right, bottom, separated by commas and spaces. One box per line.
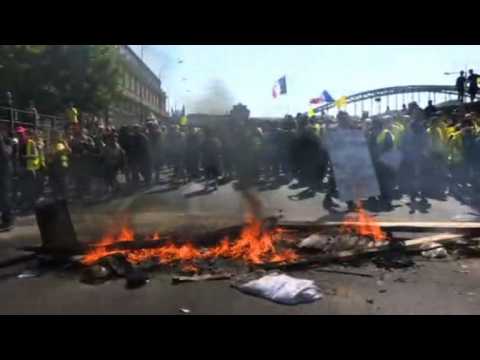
0, 134, 13, 175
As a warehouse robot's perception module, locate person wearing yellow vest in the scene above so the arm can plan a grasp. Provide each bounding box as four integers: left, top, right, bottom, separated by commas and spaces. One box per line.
460, 118, 477, 187
401, 119, 432, 210
48, 131, 70, 200
33, 130, 47, 198
65, 102, 79, 130
16, 127, 40, 210
371, 117, 396, 211
424, 116, 449, 199
391, 117, 406, 148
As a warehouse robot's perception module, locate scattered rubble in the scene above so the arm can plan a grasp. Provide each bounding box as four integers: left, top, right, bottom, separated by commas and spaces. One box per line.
421, 243, 448, 259
81, 265, 112, 285
17, 271, 41, 279
125, 269, 150, 289
372, 251, 415, 270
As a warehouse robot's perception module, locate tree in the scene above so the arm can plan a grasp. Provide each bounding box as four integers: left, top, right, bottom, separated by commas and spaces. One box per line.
0, 45, 122, 116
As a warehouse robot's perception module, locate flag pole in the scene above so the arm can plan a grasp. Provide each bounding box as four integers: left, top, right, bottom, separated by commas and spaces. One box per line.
285, 74, 290, 115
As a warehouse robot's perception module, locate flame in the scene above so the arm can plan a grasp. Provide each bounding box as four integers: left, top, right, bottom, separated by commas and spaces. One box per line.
81, 219, 298, 267
181, 264, 200, 273
341, 202, 387, 242
81, 225, 134, 265
82, 247, 124, 265
204, 219, 298, 264
118, 226, 134, 241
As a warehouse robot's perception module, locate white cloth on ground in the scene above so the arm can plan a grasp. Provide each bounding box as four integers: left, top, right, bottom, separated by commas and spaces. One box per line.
234, 273, 323, 305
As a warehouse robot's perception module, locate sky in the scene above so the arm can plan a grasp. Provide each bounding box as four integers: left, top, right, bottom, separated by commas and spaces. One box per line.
131, 45, 480, 117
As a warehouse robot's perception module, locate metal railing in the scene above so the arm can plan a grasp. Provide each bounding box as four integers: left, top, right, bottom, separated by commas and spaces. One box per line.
0, 106, 67, 147
0, 106, 66, 131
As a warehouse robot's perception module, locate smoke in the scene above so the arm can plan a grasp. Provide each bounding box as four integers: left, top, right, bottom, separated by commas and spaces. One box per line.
148, 46, 175, 84
186, 79, 235, 114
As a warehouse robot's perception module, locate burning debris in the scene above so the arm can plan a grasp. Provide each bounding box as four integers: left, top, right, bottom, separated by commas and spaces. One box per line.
341, 202, 387, 242
12, 200, 480, 300
81, 218, 299, 272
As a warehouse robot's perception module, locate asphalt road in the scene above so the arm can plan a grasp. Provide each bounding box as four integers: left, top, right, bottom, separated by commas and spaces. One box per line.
1, 179, 480, 314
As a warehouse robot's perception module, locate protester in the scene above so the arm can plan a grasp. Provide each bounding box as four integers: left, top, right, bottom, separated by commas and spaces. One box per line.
467, 69, 479, 103
456, 71, 467, 103
424, 100, 437, 118
102, 132, 125, 193
0, 126, 14, 231
48, 131, 70, 200
65, 101, 79, 129
201, 127, 222, 190
26, 100, 40, 129
146, 121, 164, 183
70, 127, 96, 199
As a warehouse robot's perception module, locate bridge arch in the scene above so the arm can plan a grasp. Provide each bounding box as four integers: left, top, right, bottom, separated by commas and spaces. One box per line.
316, 85, 459, 115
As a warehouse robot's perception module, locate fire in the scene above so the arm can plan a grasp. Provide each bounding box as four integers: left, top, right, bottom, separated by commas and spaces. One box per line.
181, 264, 200, 273
82, 225, 136, 265
204, 219, 298, 264
118, 226, 134, 241
82, 247, 124, 266
81, 219, 298, 267
150, 232, 161, 241
341, 202, 387, 242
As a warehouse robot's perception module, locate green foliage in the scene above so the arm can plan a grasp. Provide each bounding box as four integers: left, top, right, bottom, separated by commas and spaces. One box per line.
0, 45, 122, 115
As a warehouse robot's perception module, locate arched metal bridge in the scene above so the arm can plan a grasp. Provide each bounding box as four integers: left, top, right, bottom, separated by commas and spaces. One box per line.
317, 85, 460, 115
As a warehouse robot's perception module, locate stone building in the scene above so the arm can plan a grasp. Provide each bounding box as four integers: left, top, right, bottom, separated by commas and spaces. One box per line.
109, 45, 168, 126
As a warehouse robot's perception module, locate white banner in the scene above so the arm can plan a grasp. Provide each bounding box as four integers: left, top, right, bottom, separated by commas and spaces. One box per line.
325, 128, 380, 202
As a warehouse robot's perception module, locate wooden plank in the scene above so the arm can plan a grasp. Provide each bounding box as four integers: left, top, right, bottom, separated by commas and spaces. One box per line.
279, 220, 480, 233
403, 233, 464, 248
260, 232, 465, 270
171, 273, 233, 284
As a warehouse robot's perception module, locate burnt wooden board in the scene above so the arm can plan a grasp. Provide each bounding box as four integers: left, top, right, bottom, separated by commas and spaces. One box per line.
278, 221, 480, 234
259, 232, 466, 270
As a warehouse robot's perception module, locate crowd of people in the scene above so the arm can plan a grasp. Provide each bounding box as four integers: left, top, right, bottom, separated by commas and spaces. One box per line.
1, 93, 480, 232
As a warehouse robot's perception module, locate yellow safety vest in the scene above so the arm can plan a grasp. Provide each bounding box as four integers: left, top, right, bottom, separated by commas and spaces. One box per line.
26, 139, 40, 171
37, 140, 46, 169
391, 123, 405, 147
65, 107, 78, 124
448, 131, 464, 164
428, 125, 448, 158
55, 142, 69, 168
376, 129, 395, 148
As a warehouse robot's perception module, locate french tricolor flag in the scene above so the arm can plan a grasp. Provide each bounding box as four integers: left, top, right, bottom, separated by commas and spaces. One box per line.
310, 90, 335, 106
272, 76, 287, 98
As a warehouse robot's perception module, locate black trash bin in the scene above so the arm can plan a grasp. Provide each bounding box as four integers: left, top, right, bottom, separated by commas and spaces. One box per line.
34, 199, 80, 253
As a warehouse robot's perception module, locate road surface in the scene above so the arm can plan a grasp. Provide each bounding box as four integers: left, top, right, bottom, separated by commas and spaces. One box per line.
1, 179, 480, 314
